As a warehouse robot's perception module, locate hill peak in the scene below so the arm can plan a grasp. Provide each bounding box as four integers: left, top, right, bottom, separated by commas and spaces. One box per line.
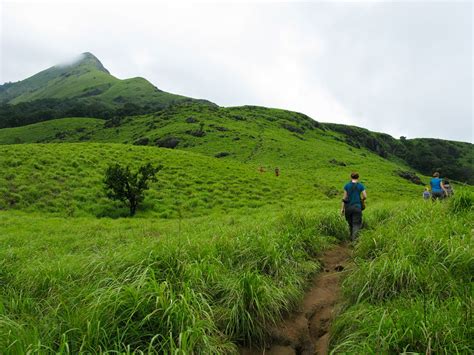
66, 52, 110, 74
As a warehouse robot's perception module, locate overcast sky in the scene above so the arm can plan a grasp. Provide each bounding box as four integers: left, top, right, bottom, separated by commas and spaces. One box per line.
1, 0, 472, 142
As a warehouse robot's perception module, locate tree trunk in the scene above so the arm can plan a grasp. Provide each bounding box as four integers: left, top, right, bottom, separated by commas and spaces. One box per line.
129, 200, 137, 216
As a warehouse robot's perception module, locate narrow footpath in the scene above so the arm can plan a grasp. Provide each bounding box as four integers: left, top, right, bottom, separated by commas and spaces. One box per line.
240, 244, 351, 355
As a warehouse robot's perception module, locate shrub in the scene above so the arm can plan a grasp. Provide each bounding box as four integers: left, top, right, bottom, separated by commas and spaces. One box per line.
185, 117, 198, 123
104, 117, 122, 128
324, 186, 339, 198
104, 163, 162, 216
186, 130, 206, 137
214, 126, 229, 132
155, 137, 180, 149
329, 159, 346, 166
281, 123, 304, 134
395, 170, 424, 185
215, 152, 230, 158
186, 123, 206, 137
54, 131, 68, 140
133, 137, 150, 146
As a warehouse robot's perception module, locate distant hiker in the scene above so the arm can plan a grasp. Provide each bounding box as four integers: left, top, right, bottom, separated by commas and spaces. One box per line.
341, 172, 367, 242
430, 172, 447, 200
443, 179, 454, 197
259, 166, 265, 173
423, 187, 431, 200
275, 167, 280, 177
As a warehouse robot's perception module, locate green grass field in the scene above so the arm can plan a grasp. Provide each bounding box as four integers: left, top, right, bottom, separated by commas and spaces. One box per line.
0, 139, 471, 353
1, 51, 472, 353
0, 141, 421, 218
0, 205, 345, 353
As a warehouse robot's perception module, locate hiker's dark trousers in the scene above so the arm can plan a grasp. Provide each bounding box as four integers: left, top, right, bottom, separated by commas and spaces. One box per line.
345, 205, 362, 241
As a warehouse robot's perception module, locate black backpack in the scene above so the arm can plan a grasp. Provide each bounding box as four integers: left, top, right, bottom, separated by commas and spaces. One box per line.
349, 182, 365, 210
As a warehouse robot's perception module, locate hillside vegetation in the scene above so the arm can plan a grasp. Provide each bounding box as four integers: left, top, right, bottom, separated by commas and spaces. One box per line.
0, 141, 421, 218
1, 101, 471, 185
0, 52, 472, 353
331, 195, 473, 353
1, 196, 472, 353
1, 201, 352, 353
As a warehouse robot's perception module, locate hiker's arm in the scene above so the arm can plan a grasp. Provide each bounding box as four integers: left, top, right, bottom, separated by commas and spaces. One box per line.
340, 191, 348, 215
362, 190, 367, 200
440, 182, 448, 196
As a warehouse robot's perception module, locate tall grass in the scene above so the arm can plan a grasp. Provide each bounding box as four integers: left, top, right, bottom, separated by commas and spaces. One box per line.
330, 195, 473, 354
0, 206, 344, 353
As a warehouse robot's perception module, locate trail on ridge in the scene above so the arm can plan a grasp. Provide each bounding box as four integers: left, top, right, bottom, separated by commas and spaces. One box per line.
240, 244, 351, 355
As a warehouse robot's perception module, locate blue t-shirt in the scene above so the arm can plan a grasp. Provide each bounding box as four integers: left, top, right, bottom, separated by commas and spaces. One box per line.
430, 177, 442, 193
344, 182, 366, 208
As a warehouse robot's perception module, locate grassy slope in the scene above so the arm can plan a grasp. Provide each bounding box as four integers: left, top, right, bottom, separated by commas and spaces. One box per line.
0, 101, 429, 219
0, 103, 425, 215
0, 139, 421, 218
1, 143, 326, 218
325, 123, 474, 184
1, 102, 471, 352
0, 117, 104, 144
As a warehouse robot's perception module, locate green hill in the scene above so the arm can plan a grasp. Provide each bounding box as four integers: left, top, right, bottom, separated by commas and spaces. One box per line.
0, 52, 212, 128
0, 100, 433, 218
325, 123, 473, 184
1, 101, 472, 184
0, 53, 473, 354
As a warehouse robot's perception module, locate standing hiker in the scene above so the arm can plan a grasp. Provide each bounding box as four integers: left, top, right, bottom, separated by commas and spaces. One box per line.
430, 172, 447, 200
340, 172, 367, 241
275, 167, 280, 177
443, 179, 454, 197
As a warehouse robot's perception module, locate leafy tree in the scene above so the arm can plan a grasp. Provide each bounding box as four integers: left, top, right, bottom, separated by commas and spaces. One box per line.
104, 163, 162, 216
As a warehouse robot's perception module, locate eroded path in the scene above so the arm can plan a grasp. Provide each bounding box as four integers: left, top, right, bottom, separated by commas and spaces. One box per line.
240, 244, 351, 355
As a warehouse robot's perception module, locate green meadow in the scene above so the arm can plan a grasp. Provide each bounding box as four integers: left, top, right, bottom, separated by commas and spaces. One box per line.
0, 53, 472, 353
0, 137, 472, 353
1, 202, 346, 353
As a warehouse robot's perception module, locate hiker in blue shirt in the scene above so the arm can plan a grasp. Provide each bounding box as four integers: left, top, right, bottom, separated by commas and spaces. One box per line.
430, 172, 447, 200
340, 172, 367, 241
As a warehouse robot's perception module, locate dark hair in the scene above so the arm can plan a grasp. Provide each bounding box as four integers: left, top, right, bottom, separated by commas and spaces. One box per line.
351, 172, 359, 179
444, 179, 450, 184
433, 172, 440, 177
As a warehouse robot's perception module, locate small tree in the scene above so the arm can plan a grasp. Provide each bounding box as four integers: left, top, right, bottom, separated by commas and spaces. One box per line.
104, 163, 161, 216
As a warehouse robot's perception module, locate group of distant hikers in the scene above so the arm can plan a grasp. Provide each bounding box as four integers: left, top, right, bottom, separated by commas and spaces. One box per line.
258, 166, 280, 176
340, 171, 453, 242
423, 171, 454, 200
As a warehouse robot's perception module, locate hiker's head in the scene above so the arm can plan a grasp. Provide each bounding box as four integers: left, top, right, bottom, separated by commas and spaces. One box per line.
444, 179, 450, 184
433, 172, 440, 177
350, 172, 359, 180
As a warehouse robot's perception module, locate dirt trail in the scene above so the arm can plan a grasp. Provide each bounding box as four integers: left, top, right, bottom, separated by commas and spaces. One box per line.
240, 244, 351, 355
